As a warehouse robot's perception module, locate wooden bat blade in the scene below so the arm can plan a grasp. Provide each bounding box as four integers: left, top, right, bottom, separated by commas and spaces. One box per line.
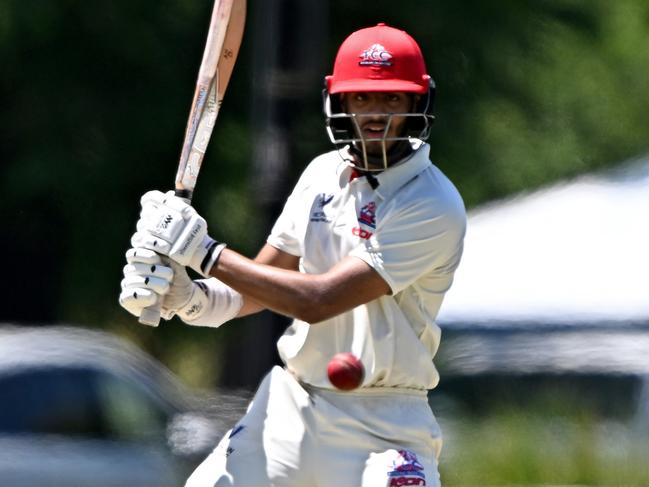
213, 0, 246, 103
175, 0, 246, 200
138, 0, 246, 327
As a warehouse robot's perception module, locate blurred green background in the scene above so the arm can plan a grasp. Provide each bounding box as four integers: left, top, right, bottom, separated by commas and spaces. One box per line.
2, 1, 649, 485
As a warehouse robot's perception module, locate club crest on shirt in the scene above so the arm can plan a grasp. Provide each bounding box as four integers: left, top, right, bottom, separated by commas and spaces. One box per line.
310, 193, 334, 223
388, 450, 426, 486
352, 201, 376, 239
358, 202, 376, 228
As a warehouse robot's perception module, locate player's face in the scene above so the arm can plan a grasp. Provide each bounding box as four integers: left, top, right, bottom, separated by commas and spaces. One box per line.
342, 92, 413, 156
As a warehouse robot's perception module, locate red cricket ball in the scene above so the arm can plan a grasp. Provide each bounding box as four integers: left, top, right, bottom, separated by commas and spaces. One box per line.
327, 352, 365, 391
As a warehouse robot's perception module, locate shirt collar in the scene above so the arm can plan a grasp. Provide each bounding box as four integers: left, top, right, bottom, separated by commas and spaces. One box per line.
373, 141, 431, 200
337, 141, 431, 198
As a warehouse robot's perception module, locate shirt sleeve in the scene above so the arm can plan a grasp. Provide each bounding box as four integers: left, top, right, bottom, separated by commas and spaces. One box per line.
349, 198, 466, 295
266, 160, 319, 257
266, 190, 301, 256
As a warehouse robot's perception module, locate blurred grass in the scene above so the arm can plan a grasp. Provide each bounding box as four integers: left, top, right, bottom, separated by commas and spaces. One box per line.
438, 406, 649, 486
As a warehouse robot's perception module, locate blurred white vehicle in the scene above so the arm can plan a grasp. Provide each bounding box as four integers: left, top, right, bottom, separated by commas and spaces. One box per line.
0, 325, 250, 487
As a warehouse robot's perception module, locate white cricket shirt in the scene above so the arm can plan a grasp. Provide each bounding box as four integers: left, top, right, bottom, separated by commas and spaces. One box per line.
268, 141, 466, 391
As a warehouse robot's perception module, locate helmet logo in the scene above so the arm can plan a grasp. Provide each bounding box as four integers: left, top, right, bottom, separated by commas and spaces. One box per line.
359, 44, 393, 66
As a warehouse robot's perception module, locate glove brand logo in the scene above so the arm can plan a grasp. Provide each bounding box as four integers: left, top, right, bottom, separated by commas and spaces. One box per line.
185, 303, 202, 316
359, 43, 393, 66
179, 222, 203, 255
158, 214, 174, 230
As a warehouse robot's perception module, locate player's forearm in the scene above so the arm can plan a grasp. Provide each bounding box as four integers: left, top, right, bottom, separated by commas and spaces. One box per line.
236, 295, 266, 317
231, 243, 303, 318
210, 248, 390, 323
208, 249, 327, 322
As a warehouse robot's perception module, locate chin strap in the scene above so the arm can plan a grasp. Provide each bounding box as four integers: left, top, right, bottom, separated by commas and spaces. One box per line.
366, 173, 380, 189
349, 167, 381, 189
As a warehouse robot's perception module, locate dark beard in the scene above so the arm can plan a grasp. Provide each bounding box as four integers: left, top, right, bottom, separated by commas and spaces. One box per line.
350, 139, 414, 170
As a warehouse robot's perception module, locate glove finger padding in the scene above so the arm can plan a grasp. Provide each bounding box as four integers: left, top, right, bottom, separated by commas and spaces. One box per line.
131, 231, 173, 255
121, 247, 202, 321
139, 190, 166, 207
120, 247, 175, 319
121, 274, 171, 295
140, 189, 189, 213
126, 247, 162, 265
123, 263, 174, 281
119, 287, 159, 316
123, 248, 174, 291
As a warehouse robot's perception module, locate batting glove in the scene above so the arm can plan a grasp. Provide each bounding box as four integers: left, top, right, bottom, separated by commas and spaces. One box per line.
130, 190, 226, 277
119, 248, 209, 322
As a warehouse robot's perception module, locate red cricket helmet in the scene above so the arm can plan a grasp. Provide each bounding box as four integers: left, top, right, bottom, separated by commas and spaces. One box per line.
326, 23, 431, 95
323, 24, 436, 171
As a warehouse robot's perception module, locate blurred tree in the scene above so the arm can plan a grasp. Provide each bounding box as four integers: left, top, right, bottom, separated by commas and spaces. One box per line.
328, 0, 649, 205
1, 0, 648, 385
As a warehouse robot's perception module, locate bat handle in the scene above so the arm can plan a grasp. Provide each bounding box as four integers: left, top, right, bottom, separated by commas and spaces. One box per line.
139, 304, 162, 327
175, 187, 193, 204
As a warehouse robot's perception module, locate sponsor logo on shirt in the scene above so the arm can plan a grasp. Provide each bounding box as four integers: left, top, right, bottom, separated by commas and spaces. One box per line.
352, 201, 376, 239
310, 193, 334, 223
388, 450, 426, 486
389, 477, 426, 486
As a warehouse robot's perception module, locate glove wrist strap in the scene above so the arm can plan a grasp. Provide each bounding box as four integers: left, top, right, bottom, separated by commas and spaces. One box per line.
200, 241, 227, 277
180, 279, 243, 328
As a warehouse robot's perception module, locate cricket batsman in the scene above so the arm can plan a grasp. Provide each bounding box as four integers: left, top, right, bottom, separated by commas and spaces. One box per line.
120, 23, 466, 487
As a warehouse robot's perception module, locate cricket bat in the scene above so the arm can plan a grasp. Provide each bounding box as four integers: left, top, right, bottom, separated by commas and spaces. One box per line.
139, 0, 246, 326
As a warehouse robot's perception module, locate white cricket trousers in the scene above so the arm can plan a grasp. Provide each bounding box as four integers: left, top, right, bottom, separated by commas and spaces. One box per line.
185, 366, 442, 487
